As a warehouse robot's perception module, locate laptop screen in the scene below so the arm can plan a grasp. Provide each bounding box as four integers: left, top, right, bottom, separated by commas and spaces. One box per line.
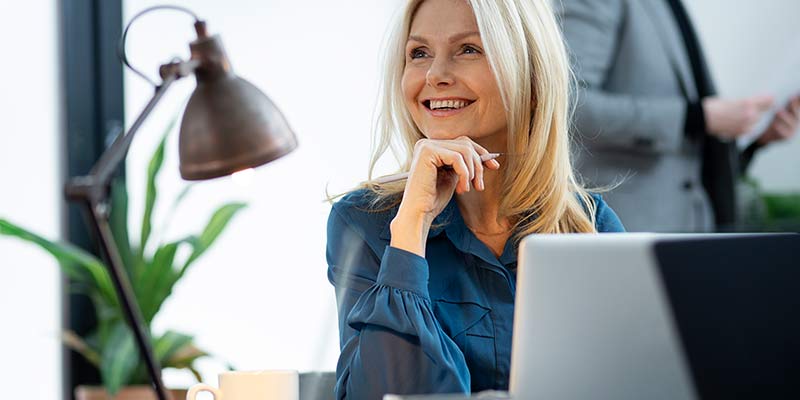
654, 235, 800, 398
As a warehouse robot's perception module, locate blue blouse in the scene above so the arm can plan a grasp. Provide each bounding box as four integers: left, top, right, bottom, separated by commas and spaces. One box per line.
326, 189, 625, 399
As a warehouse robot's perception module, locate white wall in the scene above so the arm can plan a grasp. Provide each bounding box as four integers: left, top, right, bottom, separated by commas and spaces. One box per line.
686, 0, 800, 192
0, 0, 63, 397
122, 0, 403, 387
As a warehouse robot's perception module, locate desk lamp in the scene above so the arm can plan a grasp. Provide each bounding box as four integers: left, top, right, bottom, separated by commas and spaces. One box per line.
64, 5, 297, 400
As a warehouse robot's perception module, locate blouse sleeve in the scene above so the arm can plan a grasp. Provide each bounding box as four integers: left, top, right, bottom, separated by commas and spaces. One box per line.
326, 206, 470, 399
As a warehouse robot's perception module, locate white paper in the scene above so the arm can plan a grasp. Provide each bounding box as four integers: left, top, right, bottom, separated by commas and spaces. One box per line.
738, 55, 800, 147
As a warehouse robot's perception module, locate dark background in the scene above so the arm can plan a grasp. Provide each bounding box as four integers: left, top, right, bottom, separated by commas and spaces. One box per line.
61, 0, 124, 398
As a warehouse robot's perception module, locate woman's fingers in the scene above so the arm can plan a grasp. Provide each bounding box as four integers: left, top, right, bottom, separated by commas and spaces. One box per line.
442, 137, 498, 191
443, 141, 482, 191
459, 136, 501, 171
456, 138, 486, 191
416, 137, 501, 193
474, 152, 484, 191
438, 148, 472, 193
464, 146, 476, 181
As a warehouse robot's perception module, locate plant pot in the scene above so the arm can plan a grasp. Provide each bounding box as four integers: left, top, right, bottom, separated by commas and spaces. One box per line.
75, 385, 188, 400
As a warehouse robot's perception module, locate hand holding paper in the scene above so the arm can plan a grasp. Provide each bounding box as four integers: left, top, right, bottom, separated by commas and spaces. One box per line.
755, 94, 800, 146
702, 95, 775, 140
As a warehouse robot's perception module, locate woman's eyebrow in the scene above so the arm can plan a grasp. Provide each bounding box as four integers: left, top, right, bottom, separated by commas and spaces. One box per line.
447, 31, 480, 43
407, 31, 480, 45
407, 35, 429, 45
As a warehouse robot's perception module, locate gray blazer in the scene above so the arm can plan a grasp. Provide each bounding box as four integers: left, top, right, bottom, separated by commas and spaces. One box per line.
555, 0, 715, 232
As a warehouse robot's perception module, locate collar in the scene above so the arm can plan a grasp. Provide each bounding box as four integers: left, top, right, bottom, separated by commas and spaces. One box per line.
378, 197, 519, 270
378, 198, 456, 241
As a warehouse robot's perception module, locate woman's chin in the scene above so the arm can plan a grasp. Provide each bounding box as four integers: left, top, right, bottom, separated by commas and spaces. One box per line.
422, 128, 469, 140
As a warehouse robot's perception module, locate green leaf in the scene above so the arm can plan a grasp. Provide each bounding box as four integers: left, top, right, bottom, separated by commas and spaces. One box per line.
126, 331, 204, 385
83, 329, 103, 354
0, 218, 117, 309
139, 135, 165, 260
110, 179, 134, 280
62, 330, 101, 367
137, 241, 182, 323
188, 366, 203, 383
763, 193, 800, 219
137, 202, 247, 322
165, 343, 210, 369
181, 202, 248, 275
153, 331, 195, 367
139, 117, 178, 260
156, 183, 194, 241
100, 322, 140, 395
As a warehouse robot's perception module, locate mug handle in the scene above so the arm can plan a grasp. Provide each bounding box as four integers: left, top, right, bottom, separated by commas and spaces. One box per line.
186, 383, 223, 400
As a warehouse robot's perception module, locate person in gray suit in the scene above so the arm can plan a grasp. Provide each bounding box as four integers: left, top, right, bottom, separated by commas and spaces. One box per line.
555, 0, 800, 232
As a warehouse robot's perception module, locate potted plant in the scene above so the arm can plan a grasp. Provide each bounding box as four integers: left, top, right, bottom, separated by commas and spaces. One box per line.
760, 192, 800, 231
0, 121, 245, 399
738, 177, 800, 232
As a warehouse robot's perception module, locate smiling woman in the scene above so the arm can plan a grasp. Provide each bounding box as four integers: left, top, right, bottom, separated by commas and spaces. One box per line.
326, 0, 625, 398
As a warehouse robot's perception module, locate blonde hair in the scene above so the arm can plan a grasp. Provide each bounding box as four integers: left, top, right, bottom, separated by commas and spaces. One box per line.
362, 0, 597, 236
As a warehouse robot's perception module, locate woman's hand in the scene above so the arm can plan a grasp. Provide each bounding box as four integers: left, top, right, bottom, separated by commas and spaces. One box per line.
390, 136, 501, 256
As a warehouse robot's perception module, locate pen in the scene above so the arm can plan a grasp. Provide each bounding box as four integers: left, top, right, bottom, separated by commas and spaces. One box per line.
372, 153, 503, 185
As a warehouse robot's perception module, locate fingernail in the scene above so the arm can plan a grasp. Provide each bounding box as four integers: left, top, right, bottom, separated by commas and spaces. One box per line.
492, 160, 500, 168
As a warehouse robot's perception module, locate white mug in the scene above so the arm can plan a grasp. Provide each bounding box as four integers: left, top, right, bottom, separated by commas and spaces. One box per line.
186, 370, 299, 400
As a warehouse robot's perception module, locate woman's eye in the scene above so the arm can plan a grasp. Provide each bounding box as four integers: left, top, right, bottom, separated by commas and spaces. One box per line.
410, 48, 428, 59
462, 45, 481, 55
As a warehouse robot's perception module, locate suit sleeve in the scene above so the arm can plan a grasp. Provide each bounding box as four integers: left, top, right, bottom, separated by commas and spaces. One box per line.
555, 0, 688, 154
326, 206, 470, 399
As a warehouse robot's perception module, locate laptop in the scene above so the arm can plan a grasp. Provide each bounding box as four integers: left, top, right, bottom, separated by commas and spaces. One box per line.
509, 233, 800, 400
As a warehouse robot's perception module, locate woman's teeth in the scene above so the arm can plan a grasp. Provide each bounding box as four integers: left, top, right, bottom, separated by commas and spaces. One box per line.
429, 99, 471, 110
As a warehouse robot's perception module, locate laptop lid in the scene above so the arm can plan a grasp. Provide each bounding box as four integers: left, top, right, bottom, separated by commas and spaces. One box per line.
509, 233, 799, 399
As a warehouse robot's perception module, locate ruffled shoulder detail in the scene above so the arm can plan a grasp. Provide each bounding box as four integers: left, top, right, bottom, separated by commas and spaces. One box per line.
347, 282, 471, 384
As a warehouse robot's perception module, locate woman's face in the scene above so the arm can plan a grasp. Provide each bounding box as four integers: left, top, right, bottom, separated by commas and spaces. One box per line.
402, 0, 507, 148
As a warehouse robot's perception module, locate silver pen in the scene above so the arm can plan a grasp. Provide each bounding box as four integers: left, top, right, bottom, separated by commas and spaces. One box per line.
372, 153, 503, 185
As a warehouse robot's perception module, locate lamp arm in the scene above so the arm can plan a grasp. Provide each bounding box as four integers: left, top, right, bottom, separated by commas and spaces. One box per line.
71, 59, 199, 192
90, 72, 175, 187
64, 60, 197, 400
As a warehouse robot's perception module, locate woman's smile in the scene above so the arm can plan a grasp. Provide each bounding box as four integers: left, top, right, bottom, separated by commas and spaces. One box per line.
422, 97, 477, 118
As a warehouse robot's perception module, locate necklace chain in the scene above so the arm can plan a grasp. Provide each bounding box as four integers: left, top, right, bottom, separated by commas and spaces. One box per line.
465, 224, 513, 236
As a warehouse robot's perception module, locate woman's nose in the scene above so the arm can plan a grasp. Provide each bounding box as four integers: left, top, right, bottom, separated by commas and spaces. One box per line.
426, 57, 455, 88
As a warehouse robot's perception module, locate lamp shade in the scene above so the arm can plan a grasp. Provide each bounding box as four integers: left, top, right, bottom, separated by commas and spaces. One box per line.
178, 34, 297, 180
